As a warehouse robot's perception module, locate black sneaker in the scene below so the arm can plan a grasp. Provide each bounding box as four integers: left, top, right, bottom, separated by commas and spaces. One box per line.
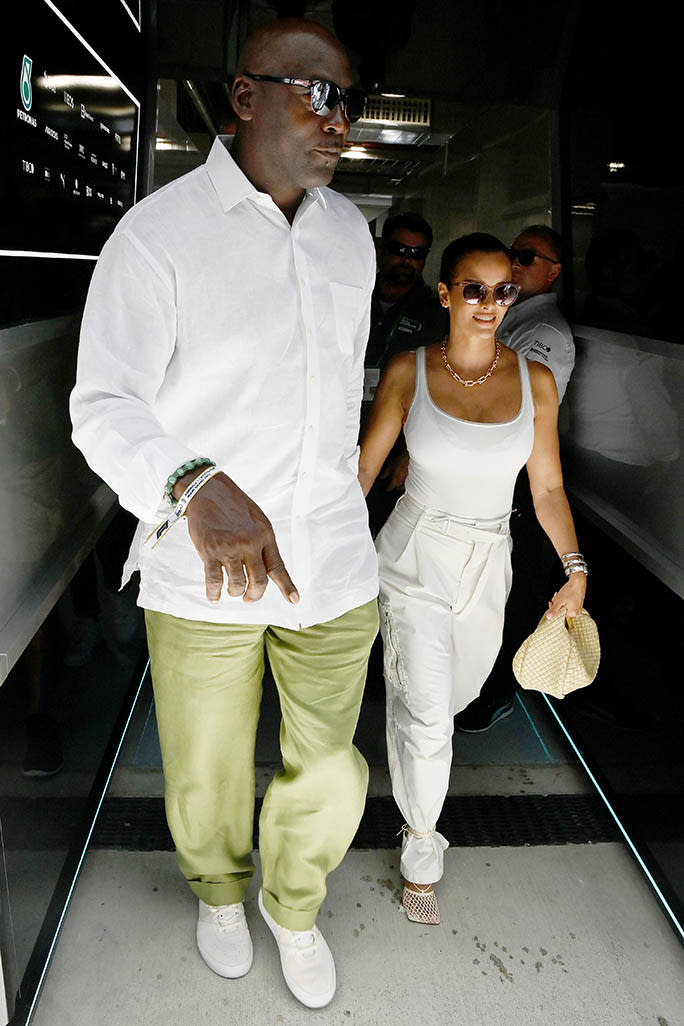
454, 695, 515, 733
23, 714, 64, 777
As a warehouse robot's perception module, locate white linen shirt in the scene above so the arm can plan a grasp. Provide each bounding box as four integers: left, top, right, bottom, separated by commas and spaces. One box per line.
498, 293, 575, 401
70, 138, 378, 628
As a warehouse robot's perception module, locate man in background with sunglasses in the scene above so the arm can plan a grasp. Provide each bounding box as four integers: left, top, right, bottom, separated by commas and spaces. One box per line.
71, 18, 378, 1009
498, 224, 575, 401
455, 224, 575, 734
365, 212, 448, 386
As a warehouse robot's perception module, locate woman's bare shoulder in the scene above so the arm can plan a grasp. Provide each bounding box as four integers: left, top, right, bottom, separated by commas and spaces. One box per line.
527, 358, 559, 408
382, 349, 417, 391
527, 358, 557, 389
386, 348, 417, 373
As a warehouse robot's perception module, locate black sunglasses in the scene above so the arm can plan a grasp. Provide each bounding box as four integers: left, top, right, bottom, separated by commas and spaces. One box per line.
450, 280, 520, 307
510, 247, 558, 266
244, 72, 367, 123
384, 239, 430, 260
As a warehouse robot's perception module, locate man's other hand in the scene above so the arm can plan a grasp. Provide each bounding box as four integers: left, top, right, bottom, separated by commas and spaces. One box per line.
179, 471, 299, 605
380, 451, 409, 492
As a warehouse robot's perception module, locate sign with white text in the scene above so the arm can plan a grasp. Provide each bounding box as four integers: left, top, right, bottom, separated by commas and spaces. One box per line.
1, 0, 140, 258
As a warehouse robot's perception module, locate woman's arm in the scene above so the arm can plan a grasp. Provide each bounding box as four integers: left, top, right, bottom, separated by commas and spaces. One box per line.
358, 352, 415, 497
525, 363, 587, 618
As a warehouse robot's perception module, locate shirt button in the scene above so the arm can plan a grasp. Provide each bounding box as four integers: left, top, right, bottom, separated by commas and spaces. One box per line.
307, 424, 313, 432
301, 471, 308, 479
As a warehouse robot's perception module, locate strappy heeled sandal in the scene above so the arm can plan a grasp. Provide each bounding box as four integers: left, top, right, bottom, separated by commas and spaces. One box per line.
402, 883, 440, 925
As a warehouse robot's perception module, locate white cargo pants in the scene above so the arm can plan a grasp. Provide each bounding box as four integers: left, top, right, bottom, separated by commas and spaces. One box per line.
377, 494, 513, 884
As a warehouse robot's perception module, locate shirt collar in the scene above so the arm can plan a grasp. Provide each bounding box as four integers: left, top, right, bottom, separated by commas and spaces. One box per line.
309, 186, 328, 209
517, 292, 558, 312
205, 136, 327, 214
506, 291, 557, 327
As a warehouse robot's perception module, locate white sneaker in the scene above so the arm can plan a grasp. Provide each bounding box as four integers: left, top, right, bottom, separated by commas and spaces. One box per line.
196, 900, 253, 978
258, 889, 336, 1008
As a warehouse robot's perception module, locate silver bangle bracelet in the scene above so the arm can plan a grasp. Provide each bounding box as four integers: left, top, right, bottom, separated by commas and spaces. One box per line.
561, 551, 584, 564
564, 564, 588, 577
561, 551, 587, 578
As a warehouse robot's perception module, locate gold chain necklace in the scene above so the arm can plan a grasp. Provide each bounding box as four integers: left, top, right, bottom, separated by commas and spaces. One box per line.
440, 337, 501, 387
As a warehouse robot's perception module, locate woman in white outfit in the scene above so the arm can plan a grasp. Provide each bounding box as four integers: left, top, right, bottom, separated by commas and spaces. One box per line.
358, 234, 587, 924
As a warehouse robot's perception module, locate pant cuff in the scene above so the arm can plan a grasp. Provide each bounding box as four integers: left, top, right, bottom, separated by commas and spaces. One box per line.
261, 887, 319, 931
399, 827, 449, 885
188, 878, 251, 906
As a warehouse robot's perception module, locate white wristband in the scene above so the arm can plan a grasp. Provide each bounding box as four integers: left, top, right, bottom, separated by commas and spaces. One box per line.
145, 465, 222, 547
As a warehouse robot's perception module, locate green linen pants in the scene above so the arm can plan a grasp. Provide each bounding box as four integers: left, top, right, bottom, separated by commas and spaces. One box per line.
145, 600, 378, 931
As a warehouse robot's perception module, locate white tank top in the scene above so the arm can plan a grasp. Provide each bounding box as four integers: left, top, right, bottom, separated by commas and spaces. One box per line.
404, 346, 535, 521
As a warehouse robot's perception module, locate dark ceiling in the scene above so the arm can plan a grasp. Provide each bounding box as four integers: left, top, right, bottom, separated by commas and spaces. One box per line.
154, 0, 577, 192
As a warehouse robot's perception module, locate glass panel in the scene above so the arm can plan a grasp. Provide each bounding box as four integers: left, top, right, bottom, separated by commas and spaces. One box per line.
561, 2, 684, 925
561, 329, 684, 594
0, 510, 144, 1017
1, 0, 147, 1015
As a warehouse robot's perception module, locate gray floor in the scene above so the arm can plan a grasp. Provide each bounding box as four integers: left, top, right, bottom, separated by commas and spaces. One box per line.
30, 846, 684, 1026
19, 656, 684, 1025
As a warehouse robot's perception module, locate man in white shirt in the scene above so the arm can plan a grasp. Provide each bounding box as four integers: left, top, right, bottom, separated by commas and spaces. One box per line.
70, 19, 377, 1009
498, 225, 575, 401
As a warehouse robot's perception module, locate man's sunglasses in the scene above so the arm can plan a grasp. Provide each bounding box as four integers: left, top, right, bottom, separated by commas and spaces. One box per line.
450, 280, 520, 307
244, 73, 367, 123
510, 247, 558, 266
384, 239, 430, 260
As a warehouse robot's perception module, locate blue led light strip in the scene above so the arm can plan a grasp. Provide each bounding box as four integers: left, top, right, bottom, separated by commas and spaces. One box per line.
514, 692, 552, 761
540, 693, 684, 943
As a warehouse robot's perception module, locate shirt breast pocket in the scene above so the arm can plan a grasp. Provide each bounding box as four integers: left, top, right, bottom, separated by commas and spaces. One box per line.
330, 282, 363, 358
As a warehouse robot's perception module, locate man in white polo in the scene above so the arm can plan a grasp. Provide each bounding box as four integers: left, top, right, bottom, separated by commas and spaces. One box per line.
70, 18, 377, 1009
500, 224, 574, 400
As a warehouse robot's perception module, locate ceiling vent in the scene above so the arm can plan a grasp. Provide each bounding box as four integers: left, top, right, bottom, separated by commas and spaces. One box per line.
348, 94, 435, 147
360, 94, 431, 128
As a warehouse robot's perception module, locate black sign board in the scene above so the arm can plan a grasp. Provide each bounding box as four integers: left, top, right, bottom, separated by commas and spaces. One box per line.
1, 0, 140, 258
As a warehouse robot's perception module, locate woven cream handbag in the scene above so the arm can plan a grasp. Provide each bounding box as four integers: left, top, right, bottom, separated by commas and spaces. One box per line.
512, 609, 600, 699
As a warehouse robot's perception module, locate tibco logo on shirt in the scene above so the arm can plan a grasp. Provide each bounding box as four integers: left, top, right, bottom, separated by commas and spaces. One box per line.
531, 340, 551, 358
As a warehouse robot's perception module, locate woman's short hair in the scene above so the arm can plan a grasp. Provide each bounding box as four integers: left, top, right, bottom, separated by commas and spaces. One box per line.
439, 233, 509, 284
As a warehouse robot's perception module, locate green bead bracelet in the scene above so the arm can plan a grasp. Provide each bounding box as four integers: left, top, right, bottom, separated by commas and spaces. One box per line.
164, 457, 215, 506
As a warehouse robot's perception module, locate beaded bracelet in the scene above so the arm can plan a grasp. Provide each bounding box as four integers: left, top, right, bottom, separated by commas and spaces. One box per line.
146, 464, 222, 548
164, 457, 215, 506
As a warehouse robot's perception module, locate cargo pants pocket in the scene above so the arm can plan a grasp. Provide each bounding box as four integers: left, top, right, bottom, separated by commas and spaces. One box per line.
379, 599, 409, 697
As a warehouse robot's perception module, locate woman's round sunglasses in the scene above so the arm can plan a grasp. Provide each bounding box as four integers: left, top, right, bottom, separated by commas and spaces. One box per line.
450, 280, 520, 307
244, 73, 367, 123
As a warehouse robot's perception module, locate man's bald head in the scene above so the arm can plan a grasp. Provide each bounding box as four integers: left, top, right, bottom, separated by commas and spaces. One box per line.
237, 18, 351, 79
511, 225, 563, 301
230, 19, 354, 219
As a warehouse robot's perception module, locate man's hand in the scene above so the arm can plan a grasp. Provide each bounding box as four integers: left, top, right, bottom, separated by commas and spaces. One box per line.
178, 471, 299, 605
380, 451, 409, 492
